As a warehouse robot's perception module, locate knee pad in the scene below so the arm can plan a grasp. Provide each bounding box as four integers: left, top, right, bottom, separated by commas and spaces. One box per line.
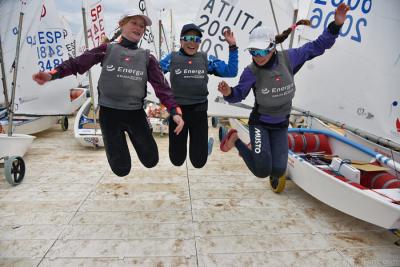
170, 158, 185, 167
111, 167, 131, 177
253, 170, 270, 178
143, 156, 159, 168
191, 159, 207, 169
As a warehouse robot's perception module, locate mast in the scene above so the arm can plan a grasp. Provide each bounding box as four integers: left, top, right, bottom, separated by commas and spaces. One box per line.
158, 19, 162, 60
170, 9, 174, 52
8, 12, 24, 136
268, 0, 284, 51
141, 0, 159, 59
81, 6, 98, 131
0, 33, 10, 110
289, 8, 298, 48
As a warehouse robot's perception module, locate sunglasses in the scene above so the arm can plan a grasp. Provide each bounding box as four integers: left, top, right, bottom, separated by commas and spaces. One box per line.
249, 43, 276, 57
180, 35, 201, 43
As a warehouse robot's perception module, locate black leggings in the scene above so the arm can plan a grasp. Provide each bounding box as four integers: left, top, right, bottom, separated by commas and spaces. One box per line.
99, 106, 158, 176
168, 105, 208, 168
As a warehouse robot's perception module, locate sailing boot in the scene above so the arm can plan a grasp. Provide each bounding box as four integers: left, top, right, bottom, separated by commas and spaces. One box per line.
269, 174, 286, 193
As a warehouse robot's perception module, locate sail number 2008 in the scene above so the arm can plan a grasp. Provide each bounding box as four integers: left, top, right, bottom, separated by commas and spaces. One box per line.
311, 0, 371, 43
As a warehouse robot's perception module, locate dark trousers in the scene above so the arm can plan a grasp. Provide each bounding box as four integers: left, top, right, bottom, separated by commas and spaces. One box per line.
168, 105, 208, 168
99, 106, 158, 176
235, 125, 288, 178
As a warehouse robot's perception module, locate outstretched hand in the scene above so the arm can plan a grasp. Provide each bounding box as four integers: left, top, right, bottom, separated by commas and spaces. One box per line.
223, 28, 236, 46
173, 115, 184, 135
334, 3, 350, 26
218, 81, 232, 97
32, 72, 51, 85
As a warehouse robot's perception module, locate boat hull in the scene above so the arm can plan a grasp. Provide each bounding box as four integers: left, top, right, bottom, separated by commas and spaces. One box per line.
74, 98, 104, 147
0, 133, 35, 158
230, 119, 400, 229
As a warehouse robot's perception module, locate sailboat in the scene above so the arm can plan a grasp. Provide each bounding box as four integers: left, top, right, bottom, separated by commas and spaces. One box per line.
0, 3, 35, 185
225, 1, 400, 230
0, 0, 86, 135
73, 0, 106, 147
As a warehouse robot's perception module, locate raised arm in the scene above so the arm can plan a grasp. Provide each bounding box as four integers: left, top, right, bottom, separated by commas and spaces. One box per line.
208, 29, 238, 77
32, 44, 107, 84
159, 52, 172, 74
288, 3, 350, 74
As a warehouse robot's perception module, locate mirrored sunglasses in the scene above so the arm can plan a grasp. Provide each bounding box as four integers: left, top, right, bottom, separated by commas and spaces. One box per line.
249, 43, 276, 57
180, 35, 201, 43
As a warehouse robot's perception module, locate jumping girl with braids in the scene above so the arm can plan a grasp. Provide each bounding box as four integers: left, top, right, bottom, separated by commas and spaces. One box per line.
218, 3, 350, 189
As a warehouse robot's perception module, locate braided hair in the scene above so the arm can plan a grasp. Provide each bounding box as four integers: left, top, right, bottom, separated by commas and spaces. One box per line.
275, 19, 310, 44
109, 29, 122, 42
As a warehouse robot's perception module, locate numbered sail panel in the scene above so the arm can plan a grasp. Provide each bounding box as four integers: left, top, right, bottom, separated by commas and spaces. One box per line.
0, 0, 79, 115
194, 0, 297, 118
74, 0, 107, 104
293, 0, 400, 144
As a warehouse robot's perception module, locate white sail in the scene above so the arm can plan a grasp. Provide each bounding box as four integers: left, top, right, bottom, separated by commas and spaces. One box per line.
0, 0, 79, 115
60, 15, 76, 59
75, 0, 107, 98
194, 0, 296, 117
293, 0, 400, 145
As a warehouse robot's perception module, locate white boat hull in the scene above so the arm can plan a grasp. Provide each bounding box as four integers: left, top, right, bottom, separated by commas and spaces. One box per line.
230, 119, 400, 229
0, 133, 35, 158
11, 116, 59, 135
287, 152, 400, 229
0, 89, 86, 135
74, 98, 104, 147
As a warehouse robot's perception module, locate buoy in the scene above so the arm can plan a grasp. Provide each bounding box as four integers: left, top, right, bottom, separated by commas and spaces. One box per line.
70, 88, 83, 101
288, 133, 331, 154
361, 171, 400, 189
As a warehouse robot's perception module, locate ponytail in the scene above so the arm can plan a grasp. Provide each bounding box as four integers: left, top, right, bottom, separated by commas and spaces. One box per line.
101, 35, 110, 44
275, 19, 310, 44
110, 29, 122, 43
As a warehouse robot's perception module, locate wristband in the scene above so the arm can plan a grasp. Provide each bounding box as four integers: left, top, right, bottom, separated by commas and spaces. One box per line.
170, 107, 182, 117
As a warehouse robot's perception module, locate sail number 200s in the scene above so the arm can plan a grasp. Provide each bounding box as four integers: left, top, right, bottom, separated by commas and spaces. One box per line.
310, 0, 371, 43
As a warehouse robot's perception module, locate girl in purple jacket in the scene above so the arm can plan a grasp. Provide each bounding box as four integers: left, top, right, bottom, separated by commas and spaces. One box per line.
218, 3, 350, 191
32, 9, 184, 177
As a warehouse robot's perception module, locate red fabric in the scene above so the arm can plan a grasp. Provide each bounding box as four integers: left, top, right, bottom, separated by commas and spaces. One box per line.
361, 171, 400, 189
288, 133, 332, 154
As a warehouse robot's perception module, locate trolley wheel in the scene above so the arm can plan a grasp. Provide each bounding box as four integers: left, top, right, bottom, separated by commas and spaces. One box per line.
4, 156, 25, 185
61, 116, 68, 131
270, 175, 286, 193
211, 117, 219, 128
218, 126, 227, 142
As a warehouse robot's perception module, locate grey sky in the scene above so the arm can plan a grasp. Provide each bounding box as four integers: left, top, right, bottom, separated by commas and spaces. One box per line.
54, 0, 203, 37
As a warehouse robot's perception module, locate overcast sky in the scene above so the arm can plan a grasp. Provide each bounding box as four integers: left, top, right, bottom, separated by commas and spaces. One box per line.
54, 0, 310, 36
54, 0, 203, 37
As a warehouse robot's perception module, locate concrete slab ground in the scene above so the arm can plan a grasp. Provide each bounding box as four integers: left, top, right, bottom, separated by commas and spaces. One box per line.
1, 118, 399, 267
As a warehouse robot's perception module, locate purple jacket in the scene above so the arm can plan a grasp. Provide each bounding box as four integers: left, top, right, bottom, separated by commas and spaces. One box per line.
53, 42, 178, 112
224, 23, 341, 124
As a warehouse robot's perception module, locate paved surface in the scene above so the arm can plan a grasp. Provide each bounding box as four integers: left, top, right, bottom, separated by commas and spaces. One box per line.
1, 118, 400, 266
